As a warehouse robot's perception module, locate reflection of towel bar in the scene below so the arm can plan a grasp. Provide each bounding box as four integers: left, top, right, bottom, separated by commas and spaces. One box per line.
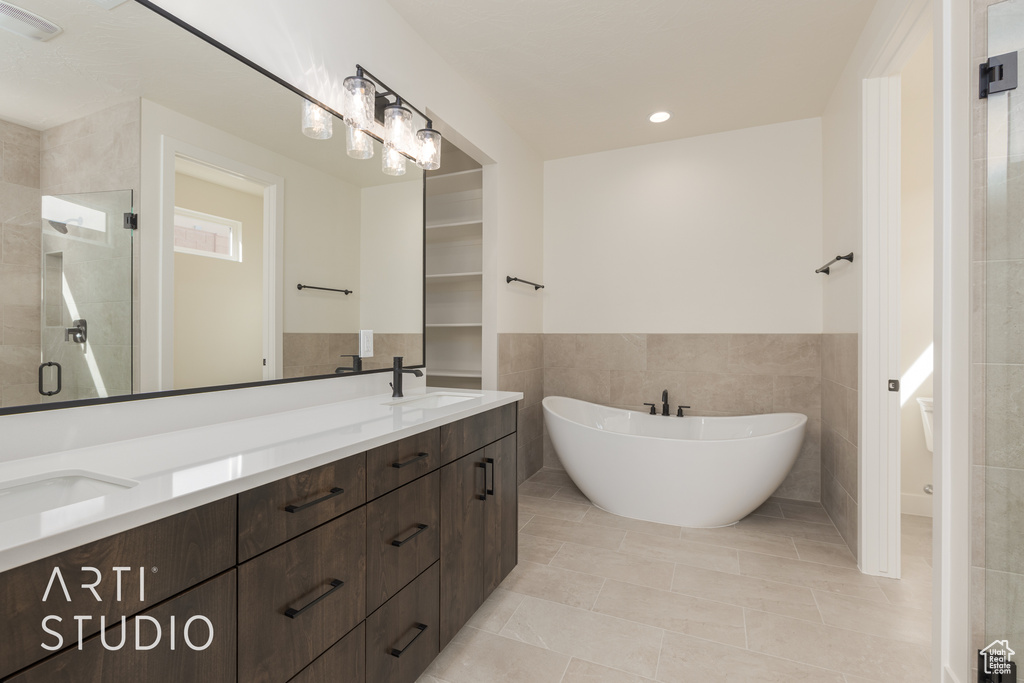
296, 283, 353, 295
506, 275, 544, 290
815, 253, 854, 275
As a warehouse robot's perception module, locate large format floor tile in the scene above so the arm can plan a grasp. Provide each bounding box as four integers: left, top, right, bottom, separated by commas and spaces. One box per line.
417, 470, 934, 683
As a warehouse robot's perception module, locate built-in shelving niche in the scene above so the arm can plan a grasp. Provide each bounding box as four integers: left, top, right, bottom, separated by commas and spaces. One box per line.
425, 149, 482, 390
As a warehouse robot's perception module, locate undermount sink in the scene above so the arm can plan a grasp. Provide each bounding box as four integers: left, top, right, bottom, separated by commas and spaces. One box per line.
0, 471, 139, 519
383, 392, 481, 409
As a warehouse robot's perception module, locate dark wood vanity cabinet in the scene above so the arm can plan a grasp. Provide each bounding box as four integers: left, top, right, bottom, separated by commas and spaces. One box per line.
439, 432, 518, 647
0, 403, 517, 683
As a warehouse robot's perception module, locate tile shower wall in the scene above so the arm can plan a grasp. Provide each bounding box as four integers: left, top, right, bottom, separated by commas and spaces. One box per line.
0, 120, 42, 408
497, 334, 544, 484
972, 0, 1024, 666
282, 332, 423, 378
38, 101, 139, 402
538, 334, 823, 502
820, 333, 859, 558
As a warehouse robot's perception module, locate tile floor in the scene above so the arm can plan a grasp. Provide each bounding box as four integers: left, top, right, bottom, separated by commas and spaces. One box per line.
419, 468, 934, 683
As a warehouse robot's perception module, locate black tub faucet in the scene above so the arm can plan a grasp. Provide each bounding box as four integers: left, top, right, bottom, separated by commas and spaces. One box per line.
390, 356, 424, 398
662, 389, 671, 416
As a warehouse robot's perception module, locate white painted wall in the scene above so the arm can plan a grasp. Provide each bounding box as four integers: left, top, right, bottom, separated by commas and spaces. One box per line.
360, 180, 424, 334
543, 119, 823, 333
899, 35, 935, 517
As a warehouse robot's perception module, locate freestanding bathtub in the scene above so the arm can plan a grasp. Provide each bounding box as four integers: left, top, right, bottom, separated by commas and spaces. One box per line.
542, 396, 807, 528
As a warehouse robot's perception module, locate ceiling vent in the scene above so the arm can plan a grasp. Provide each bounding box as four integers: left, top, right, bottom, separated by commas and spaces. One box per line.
0, 2, 62, 41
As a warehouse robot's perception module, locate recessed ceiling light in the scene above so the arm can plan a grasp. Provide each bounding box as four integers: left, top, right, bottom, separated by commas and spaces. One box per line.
649, 111, 671, 123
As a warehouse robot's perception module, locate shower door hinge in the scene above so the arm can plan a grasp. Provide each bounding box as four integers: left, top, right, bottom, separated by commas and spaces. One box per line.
888, 379, 900, 392
123, 212, 137, 230
980, 51, 1018, 98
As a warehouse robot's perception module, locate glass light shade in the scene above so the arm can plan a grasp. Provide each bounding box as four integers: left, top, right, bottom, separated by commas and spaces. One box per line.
382, 144, 406, 176
301, 100, 333, 140
346, 125, 374, 160
343, 75, 375, 130
384, 103, 413, 155
415, 128, 442, 170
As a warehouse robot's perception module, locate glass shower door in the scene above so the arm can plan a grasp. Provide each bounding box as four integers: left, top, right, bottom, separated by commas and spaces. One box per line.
38, 190, 133, 402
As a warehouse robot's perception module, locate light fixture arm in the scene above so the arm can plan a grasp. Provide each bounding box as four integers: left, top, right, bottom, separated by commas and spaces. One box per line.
355, 64, 433, 128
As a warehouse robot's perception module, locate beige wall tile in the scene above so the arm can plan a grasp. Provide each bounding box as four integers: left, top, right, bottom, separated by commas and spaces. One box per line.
283, 333, 331, 367
2, 142, 39, 188
984, 468, 1024, 573
575, 334, 646, 371
821, 379, 847, 437
772, 375, 821, 418
0, 181, 39, 224
973, 464, 986, 568
543, 333, 576, 369
727, 334, 821, 377
773, 419, 821, 502
0, 120, 40, 148
499, 333, 543, 374
0, 345, 39, 386
544, 367, 612, 404
500, 597, 662, 678
2, 303, 39, 346
657, 630, 845, 683
645, 333, 730, 373
671, 563, 821, 622
985, 363, 1024, 469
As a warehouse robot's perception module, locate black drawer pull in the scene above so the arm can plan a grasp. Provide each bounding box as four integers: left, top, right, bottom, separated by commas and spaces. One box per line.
391, 523, 429, 547
284, 487, 344, 513
390, 623, 428, 657
392, 451, 430, 469
477, 462, 487, 501
284, 579, 344, 618
485, 457, 495, 496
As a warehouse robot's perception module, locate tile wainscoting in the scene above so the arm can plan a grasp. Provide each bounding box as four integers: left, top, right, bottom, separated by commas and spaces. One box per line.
499, 333, 825, 503
821, 333, 859, 559
283, 332, 423, 378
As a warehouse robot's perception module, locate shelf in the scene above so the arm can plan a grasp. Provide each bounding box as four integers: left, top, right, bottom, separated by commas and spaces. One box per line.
428, 369, 482, 379
426, 168, 482, 196
425, 272, 483, 285
426, 220, 482, 243
426, 323, 482, 328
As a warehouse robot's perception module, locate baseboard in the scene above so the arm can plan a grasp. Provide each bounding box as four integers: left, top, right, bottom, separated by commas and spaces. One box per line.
902, 491, 934, 517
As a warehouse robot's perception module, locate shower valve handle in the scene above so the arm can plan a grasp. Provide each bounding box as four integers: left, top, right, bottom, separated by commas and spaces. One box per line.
643, 403, 657, 415
677, 405, 691, 417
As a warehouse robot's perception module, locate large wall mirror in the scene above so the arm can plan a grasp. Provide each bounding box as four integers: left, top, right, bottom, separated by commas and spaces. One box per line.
0, 0, 425, 413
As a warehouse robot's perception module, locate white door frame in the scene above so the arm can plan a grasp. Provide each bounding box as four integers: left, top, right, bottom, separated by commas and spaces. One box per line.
151, 136, 285, 390
861, 0, 972, 680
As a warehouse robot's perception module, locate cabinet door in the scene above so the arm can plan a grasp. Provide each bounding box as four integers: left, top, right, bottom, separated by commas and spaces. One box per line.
365, 562, 439, 683
7, 571, 236, 683
238, 507, 366, 683
366, 470, 440, 614
287, 623, 364, 683
482, 434, 518, 596
439, 455, 486, 648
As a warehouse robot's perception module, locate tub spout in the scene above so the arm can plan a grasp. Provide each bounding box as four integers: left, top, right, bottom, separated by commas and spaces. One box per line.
662, 389, 670, 416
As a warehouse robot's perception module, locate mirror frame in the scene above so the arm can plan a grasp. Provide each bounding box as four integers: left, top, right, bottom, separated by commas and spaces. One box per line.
0, 0, 426, 417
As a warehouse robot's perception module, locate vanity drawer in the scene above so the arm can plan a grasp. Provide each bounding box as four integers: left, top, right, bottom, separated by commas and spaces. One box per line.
238, 452, 366, 562
0, 497, 236, 680
287, 623, 364, 683
366, 470, 440, 614
365, 562, 440, 683
238, 507, 366, 683
440, 403, 517, 464
6, 570, 236, 683
366, 428, 440, 499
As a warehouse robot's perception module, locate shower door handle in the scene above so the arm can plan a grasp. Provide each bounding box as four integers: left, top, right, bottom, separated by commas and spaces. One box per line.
38, 362, 62, 396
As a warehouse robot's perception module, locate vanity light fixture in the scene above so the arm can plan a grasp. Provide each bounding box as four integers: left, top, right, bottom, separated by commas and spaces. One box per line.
649, 111, 671, 123
338, 64, 442, 174
301, 99, 333, 140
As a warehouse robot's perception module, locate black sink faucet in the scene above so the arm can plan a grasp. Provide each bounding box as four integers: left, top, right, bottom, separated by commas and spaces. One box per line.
390, 356, 424, 398
336, 354, 362, 374
662, 389, 670, 416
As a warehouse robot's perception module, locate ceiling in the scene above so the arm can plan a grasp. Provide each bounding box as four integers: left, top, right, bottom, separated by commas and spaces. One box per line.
386, 0, 878, 160
0, 0, 416, 189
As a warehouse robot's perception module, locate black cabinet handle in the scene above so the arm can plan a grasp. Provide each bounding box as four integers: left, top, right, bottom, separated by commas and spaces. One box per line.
284, 579, 344, 618
477, 462, 487, 501
485, 457, 495, 496
391, 523, 429, 547
392, 452, 430, 469
38, 362, 61, 397
284, 487, 344, 513
389, 623, 428, 657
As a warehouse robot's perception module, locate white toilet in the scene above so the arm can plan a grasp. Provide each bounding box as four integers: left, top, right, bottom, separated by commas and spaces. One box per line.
917, 397, 934, 453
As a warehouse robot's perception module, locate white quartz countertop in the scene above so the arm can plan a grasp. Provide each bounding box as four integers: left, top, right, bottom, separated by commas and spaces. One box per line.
0, 388, 522, 573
